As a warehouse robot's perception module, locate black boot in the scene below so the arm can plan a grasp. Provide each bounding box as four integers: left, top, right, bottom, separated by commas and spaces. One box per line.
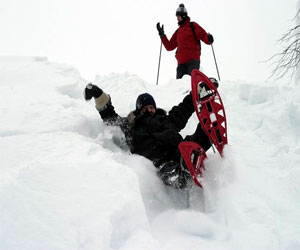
157, 161, 188, 189
198, 77, 219, 100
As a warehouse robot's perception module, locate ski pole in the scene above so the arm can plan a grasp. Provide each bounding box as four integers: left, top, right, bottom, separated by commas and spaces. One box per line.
156, 40, 163, 85
210, 140, 216, 154
211, 44, 221, 81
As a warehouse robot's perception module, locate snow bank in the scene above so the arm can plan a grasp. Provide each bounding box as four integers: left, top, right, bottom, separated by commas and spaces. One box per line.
0, 57, 299, 250
0, 57, 158, 250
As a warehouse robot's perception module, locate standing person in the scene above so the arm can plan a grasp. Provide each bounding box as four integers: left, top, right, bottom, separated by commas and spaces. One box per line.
156, 3, 214, 79
83, 83, 213, 189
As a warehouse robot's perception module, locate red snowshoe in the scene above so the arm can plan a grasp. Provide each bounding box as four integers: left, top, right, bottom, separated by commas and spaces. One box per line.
191, 70, 227, 156
179, 70, 227, 188
179, 141, 207, 188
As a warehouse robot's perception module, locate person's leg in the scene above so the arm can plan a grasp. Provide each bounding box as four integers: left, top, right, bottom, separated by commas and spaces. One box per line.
187, 60, 200, 76
177, 123, 211, 177
176, 63, 187, 79
184, 123, 211, 151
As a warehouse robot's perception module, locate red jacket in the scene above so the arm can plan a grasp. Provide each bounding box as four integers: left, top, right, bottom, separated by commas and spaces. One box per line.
162, 18, 211, 65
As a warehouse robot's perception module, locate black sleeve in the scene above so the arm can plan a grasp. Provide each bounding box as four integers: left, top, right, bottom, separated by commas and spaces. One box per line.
98, 101, 120, 123
167, 93, 195, 131
98, 101, 132, 142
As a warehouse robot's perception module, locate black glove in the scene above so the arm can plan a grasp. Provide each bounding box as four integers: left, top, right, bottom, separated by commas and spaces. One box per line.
84, 83, 103, 101
207, 33, 214, 44
156, 22, 164, 38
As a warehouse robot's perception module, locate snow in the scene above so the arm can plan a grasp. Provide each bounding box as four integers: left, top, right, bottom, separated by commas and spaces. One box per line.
0, 57, 300, 250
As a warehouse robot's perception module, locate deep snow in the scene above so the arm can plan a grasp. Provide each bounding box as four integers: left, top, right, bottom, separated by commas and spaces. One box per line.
0, 57, 300, 250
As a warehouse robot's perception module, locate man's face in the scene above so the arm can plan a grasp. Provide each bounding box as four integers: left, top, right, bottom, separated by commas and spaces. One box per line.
140, 105, 156, 116
177, 15, 183, 22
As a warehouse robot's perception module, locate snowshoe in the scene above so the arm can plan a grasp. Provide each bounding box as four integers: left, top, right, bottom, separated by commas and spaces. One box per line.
178, 141, 207, 188
191, 70, 228, 156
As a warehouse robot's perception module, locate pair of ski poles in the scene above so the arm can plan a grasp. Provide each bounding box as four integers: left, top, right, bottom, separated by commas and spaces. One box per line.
156, 41, 221, 85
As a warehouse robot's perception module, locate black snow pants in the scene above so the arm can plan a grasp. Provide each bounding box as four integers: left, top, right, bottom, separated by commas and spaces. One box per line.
176, 60, 200, 79
157, 123, 211, 189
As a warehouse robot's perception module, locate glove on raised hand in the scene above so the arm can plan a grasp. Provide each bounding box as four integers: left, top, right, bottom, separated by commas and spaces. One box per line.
207, 33, 214, 44
84, 83, 103, 101
84, 83, 110, 111
156, 22, 164, 38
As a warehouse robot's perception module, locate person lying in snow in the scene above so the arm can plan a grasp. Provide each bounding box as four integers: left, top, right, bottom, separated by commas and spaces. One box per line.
84, 83, 213, 189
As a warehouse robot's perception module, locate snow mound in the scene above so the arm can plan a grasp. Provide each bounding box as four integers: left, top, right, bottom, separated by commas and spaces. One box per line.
0, 57, 299, 250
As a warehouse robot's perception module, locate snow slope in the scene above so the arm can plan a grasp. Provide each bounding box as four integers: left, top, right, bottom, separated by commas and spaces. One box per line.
0, 57, 299, 250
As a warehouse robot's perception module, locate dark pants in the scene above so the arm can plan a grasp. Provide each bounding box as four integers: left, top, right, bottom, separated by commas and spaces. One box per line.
157, 123, 211, 189
184, 123, 211, 152
176, 60, 200, 79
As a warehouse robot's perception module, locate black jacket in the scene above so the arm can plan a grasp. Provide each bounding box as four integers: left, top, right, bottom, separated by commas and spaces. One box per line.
98, 93, 194, 167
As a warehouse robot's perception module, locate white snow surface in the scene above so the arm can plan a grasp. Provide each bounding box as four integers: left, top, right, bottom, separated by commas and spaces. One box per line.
0, 57, 300, 250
